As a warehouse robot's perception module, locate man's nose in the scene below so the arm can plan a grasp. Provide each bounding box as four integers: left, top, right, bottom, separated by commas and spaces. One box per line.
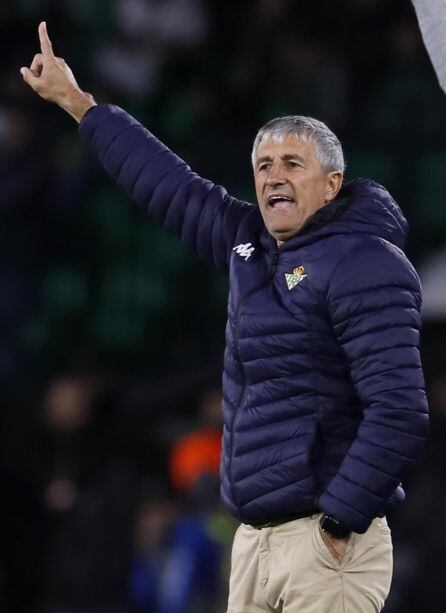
266, 167, 285, 186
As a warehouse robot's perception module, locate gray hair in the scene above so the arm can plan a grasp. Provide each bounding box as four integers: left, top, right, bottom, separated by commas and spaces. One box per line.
251, 115, 345, 174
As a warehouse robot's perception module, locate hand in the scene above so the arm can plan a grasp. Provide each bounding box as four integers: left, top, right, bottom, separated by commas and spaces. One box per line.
20, 21, 96, 123
319, 526, 349, 563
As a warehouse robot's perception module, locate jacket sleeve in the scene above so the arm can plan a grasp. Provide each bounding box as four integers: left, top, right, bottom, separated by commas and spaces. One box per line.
319, 238, 429, 533
412, 0, 446, 94
79, 104, 252, 271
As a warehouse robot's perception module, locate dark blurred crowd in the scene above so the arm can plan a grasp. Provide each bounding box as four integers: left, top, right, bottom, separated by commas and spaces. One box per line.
1, 373, 234, 612
0, 0, 445, 611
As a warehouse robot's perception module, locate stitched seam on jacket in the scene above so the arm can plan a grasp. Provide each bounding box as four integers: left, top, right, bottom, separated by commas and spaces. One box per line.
222, 395, 239, 414
367, 385, 426, 396
246, 368, 347, 386
240, 476, 315, 508
349, 450, 412, 474
348, 343, 417, 362
322, 490, 370, 519
175, 180, 232, 269
87, 106, 132, 141
189, 183, 216, 250
234, 432, 311, 457
358, 404, 427, 415
340, 323, 419, 343
335, 310, 419, 329
242, 351, 350, 378
130, 155, 178, 199
325, 235, 392, 279
356, 436, 420, 460
238, 326, 307, 340
198, 186, 231, 267
242, 348, 345, 367
362, 419, 426, 439
234, 450, 307, 484
351, 343, 418, 360
244, 389, 352, 410
87, 107, 116, 141
103, 123, 136, 163
116, 143, 165, 185
352, 363, 423, 385
223, 369, 245, 386
159, 172, 197, 231
336, 470, 397, 497
236, 409, 316, 433
331, 284, 419, 303
244, 391, 312, 409
331, 284, 420, 308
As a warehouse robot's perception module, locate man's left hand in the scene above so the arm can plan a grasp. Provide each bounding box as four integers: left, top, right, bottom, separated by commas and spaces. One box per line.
20, 21, 96, 123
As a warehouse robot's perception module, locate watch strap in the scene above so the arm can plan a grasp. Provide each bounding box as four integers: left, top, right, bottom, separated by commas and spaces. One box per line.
320, 514, 351, 539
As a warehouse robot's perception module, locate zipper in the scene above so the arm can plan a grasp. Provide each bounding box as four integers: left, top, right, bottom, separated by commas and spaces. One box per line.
229, 247, 280, 506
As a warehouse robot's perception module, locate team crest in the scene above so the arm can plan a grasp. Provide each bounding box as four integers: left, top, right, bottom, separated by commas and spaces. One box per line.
285, 266, 307, 291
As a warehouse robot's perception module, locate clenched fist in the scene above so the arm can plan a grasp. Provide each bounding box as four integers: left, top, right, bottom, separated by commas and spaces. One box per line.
20, 22, 96, 123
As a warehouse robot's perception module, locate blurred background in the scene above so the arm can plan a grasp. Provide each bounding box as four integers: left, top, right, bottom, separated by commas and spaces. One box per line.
0, 0, 444, 611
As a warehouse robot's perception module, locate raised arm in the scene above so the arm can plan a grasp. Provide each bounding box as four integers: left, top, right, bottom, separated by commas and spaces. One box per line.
20, 22, 252, 270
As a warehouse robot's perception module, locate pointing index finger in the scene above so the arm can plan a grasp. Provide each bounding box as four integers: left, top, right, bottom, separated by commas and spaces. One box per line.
39, 21, 55, 59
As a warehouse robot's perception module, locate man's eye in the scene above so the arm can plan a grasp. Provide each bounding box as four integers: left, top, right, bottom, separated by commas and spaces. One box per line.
287, 161, 300, 168
258, 164, 270, 171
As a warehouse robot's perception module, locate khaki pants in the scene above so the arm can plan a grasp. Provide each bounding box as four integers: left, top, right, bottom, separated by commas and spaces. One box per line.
227, 513, 393, 613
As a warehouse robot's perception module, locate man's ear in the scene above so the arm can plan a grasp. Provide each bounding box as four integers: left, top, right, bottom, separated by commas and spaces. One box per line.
325, 171, 343, 203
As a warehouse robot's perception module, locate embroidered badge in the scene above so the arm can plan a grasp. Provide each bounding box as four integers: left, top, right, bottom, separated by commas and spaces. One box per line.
233, 242, 255, 261
285, 266, 307, 291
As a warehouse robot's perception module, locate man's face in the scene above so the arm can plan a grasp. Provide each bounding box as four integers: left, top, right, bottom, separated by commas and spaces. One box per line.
253, 134, 342, 245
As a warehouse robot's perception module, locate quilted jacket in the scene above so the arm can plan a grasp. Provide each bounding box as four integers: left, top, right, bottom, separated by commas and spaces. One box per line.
79, 105, 428, 533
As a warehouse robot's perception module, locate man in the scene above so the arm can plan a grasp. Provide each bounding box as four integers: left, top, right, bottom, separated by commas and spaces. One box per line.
21, 22, 428, 613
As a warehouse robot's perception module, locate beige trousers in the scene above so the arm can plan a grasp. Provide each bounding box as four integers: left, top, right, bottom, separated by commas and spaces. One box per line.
227, 513, 393, 613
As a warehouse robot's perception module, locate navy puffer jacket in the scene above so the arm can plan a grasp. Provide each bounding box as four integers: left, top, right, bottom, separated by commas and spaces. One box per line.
80, 105, 428, 533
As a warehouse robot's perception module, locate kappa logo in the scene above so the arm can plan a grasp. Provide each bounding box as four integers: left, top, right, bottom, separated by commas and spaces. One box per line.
285, 266, 308, 291
233, 242, 255, 261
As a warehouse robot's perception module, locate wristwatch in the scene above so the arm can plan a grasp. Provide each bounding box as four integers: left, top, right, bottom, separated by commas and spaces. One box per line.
320, 514, 351, 539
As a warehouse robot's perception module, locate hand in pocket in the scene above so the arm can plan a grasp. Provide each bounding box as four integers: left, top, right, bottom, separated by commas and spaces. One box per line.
319, 527, 349, 564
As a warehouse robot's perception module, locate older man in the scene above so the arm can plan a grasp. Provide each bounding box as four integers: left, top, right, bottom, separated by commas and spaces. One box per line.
21, 23, 428, 613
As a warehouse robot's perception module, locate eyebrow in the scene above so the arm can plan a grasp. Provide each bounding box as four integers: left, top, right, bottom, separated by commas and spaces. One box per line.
255, 153, 306, 166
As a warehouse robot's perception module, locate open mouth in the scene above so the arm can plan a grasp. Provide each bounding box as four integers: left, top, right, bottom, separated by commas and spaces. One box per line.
267, 194, 295, 209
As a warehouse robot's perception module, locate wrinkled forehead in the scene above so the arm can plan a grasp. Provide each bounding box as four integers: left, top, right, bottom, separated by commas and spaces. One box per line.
252, 132, 317, 165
